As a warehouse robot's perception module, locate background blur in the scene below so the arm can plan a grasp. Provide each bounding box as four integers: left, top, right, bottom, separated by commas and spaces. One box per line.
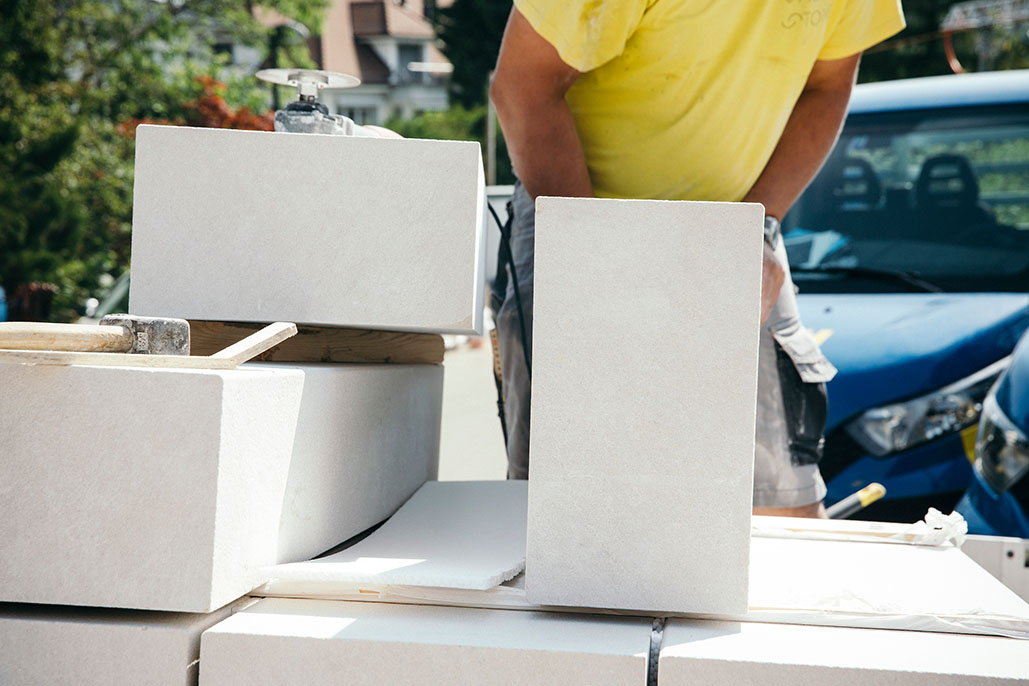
1, 0, 1028, 322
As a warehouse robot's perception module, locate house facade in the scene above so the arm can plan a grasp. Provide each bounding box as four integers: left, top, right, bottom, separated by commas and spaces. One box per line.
305, 0, 451, 123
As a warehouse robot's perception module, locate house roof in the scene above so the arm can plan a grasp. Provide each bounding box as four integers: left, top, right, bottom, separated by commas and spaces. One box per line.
351, 1, 436, 39
254, 0, 448, 84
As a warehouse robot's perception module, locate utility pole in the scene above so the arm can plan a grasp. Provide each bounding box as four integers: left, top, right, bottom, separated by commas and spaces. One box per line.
486, 70, 497, 186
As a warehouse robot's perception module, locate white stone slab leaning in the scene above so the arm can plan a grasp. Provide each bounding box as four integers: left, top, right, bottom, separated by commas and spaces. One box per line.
526, 197, 764, 615
199, 598, 652, 686
0, 364, 304, 612
129, 125, 487, 334
251, 362, 444, 564
0, 600, 250, 686
659, 619, 1029, 685
262, 480, 526, 592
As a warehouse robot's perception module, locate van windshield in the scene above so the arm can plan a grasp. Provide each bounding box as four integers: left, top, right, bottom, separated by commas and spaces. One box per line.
783, 105, 1029, 293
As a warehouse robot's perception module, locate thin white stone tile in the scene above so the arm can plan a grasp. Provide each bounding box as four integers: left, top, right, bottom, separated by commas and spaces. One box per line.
659, 619, 1029, 685
0, 598, 250, 686
200, 598, 652, 685
526, 197, 763, 615
264, 480, 526, 591
128, 125, 487, 334
250, 363, 443, 564
256, 530, 1029, 638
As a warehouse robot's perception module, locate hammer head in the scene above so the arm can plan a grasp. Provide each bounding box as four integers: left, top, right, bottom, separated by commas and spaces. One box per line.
99, 314, 190, 355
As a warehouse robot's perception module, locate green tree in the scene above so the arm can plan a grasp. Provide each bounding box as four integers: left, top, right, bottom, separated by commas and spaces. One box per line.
0, 0, 325, 321
385, 104, 515, 184
435, 0, 511, 107
860, 0, 1029, 82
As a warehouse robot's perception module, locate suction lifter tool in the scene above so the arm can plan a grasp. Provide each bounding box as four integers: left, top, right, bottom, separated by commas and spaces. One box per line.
256, 68, 375, 137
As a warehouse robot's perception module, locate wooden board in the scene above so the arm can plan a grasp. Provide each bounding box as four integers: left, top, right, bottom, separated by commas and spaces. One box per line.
188, 321, 445, 365
0, 322, 297, 369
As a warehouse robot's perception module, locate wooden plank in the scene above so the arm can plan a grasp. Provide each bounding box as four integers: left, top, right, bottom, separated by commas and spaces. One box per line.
188, 321, 445, 365
0, 349, 239, 369
0, 322, 133, 353
0, 322, 299, 369
209, 322, 298, 364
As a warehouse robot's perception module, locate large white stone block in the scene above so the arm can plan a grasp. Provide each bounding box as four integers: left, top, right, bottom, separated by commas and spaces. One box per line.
200, 598, 652, 685
0, 600, 249, 686
0, 361, 443, 613
659, 619, 1029, 685
253, 362, 443, 563
129, 125, 487, 334
526, 197, 763, 615
0, 364, 304, 612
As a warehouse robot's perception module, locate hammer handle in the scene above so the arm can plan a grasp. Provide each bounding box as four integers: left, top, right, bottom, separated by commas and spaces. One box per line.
0, 322, 133, 353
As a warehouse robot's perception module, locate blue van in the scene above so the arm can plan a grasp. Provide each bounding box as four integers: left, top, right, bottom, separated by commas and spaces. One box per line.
785, 70, 1029, 521
957, 328, 1029, 537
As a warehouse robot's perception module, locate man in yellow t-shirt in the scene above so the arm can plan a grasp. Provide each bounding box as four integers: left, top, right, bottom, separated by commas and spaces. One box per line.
490, 0, 906, 516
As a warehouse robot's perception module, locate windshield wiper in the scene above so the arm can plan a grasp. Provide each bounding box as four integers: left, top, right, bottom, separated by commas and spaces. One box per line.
790, 265, 943, 293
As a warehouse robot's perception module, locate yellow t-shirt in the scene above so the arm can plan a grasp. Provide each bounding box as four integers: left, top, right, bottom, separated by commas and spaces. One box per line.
514, 0, 906, 201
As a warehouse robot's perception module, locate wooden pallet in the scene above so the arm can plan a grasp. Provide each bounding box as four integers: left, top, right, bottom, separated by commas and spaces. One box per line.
187, 321, 445, 365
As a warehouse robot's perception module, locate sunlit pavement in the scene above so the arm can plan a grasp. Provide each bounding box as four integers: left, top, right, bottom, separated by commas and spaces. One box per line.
438, 339, 509, 481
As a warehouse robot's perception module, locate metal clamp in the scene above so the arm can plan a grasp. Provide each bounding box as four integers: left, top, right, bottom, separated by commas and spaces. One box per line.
763, 215, 781, 249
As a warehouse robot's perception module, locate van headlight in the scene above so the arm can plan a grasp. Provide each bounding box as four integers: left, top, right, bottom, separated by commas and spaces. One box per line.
845, 358, 1009, 457
976, 393, 1029, 493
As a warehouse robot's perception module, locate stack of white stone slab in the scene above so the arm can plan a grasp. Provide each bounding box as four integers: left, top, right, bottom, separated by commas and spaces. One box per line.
128, 125, 488, 335
0, 600, 252, 686
526, 196, 764, 615
196, 599, 1029, 686
0, 124, 479, 684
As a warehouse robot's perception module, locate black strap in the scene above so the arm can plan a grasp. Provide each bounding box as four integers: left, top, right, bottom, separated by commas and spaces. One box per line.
489, 201, 532, 379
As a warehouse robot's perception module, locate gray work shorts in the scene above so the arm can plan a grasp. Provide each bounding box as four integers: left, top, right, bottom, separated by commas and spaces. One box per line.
495, 183, 831, 508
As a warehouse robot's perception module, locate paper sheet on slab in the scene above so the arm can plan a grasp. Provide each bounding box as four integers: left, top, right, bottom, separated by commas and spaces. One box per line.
260, 481, 526, 592
257, 496, 1029, 638
751, 513, 968, 546
743, 536, 1029, 639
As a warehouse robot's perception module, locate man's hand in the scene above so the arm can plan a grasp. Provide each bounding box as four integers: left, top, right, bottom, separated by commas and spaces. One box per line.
761, 242, 786, 325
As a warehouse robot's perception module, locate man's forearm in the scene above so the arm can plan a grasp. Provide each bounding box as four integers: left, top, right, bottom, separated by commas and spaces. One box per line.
491, 8, 593, 201
493, 89, 594, 200
743, 55, 860, 219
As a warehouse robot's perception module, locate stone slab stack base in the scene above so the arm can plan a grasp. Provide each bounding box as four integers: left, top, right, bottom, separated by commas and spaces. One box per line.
658, 619, 1029, 685
0, 599, 252, 686
199, 598, 653, 686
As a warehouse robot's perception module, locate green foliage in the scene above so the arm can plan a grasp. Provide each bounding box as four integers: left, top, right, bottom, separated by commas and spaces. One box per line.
860, 0, 1029, 83
385, 104, 515, 184
434, 0, 511, 107
0, 0, 326, 321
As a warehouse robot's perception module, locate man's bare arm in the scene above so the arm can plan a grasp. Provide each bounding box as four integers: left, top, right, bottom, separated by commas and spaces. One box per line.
491, 8, 594, 200
745, 54, 860, 322
743, 54, 861, 219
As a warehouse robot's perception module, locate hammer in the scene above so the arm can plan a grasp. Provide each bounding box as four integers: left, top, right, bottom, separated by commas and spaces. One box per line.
0, 315, 190, 355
